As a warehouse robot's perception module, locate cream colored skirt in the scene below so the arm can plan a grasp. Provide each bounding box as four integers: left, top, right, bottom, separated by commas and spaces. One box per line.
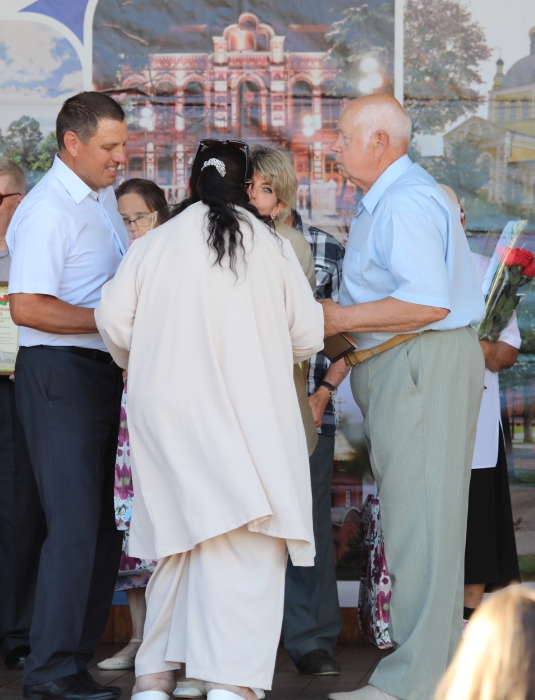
135, 525, 287, 690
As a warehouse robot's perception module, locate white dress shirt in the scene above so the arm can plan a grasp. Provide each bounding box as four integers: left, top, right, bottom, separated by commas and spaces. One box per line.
472, 253, 522, 469
7, 155, 127, 350
339, 155, 485, 350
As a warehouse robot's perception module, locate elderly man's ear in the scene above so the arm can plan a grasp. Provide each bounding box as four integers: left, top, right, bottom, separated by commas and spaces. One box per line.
373, 130, 390, 155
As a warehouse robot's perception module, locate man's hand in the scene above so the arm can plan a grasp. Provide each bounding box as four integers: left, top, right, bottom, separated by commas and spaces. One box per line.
319, 296, 448, 337
10, 293, 98, 334
308, 357, 351, 427
319, 299, 345, 338
480, 340, 518, 373
309, 386, 331, 427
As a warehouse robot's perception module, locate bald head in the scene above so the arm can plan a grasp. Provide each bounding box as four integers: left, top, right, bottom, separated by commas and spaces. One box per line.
331, 94, 412, 193
344, 95, 412, 148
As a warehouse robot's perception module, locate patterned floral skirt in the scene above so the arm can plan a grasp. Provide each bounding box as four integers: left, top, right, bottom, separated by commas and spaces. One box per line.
114, 375, 157, 591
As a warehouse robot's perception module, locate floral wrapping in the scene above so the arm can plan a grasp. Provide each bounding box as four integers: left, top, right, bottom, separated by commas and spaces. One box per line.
358, 495, 393, 649
114, 374, 157, 585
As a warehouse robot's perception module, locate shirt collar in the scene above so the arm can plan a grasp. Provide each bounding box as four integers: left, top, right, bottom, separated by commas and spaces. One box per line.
359, 154, 413, 215
51, 155, 110, 205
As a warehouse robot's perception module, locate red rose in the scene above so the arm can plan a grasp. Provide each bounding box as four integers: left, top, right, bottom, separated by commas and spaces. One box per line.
523, 260, 535, 278
503, 247, 534, 267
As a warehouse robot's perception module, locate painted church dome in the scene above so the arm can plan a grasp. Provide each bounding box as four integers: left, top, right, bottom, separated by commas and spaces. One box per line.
501, 27, 535, 89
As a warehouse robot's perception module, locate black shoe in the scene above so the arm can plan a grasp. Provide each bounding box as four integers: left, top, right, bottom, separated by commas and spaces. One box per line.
296, 649, 341, 676
79, 672, 121, 698
23, 673, 122, 700
6, 646, 30, 670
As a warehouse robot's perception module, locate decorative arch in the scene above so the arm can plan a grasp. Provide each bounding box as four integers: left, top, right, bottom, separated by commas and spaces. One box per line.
223, 12, 274, 52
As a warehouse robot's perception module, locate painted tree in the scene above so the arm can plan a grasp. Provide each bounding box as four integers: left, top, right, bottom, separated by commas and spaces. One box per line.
422, 140, 490, 203
326, 0, 490, 134
404, 0, 491, 134
1, 116, 43, 172
325, 1, 395, 97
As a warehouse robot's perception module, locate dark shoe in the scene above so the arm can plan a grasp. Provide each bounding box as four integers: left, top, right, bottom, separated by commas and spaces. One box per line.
79, 672, 121, 698
23, 673, 122, 700
6, 646, 30, 670
296, 649, 341, 676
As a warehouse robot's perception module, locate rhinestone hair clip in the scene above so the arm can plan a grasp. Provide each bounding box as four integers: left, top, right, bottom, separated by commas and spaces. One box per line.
201, 158, 226, 177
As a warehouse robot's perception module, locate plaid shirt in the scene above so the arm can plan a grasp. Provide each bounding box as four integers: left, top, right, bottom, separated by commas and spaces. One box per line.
301, 222, 345, 436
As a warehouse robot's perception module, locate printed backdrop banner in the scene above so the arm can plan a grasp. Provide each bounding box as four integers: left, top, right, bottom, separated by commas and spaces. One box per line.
1, 0, 535, 585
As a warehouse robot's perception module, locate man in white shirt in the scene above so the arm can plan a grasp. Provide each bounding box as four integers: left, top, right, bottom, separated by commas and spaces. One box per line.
7, 92, 129, 700
324, 95, 485, 700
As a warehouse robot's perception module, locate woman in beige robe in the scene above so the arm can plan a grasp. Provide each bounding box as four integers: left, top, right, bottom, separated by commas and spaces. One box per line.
95, 144, 324, 700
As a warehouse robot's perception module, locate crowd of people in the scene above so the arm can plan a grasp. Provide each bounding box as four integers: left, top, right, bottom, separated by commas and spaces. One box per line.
0, 88, 529, 700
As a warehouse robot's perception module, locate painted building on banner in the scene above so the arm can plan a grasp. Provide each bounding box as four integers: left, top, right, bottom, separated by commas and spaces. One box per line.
444, 27, 535, 207
112, 12, 354, 228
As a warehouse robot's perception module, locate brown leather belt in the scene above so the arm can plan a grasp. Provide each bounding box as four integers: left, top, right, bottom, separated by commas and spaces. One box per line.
344, 332, 421, 367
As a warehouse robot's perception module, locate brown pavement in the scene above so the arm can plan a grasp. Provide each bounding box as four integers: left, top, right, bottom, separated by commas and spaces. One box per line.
0, 645, 389, 700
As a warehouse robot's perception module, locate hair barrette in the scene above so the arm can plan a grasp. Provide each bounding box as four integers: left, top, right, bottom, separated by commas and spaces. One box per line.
201, 158, 226, 177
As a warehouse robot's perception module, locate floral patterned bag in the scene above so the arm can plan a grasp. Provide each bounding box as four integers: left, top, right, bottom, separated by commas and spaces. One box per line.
358, 494, 393, 649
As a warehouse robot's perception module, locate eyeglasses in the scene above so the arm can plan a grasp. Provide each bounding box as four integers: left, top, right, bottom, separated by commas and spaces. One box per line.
0, 192, 21, 206
194, 139, 251, 184
121, 212, 158, 239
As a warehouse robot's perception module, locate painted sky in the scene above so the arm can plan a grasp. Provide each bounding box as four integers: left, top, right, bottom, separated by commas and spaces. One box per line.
0, 21, 82, 133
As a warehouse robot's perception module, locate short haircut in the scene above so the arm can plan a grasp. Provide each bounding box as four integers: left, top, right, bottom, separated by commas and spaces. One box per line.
115, 178, 167, 214
0, 157, 26, 194
56, 91, 125, 151
352, 99, 412, 147
249, 145, 298, 224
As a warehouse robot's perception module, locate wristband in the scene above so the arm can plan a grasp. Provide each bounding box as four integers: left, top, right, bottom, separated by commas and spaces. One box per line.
319, 381, 336, 393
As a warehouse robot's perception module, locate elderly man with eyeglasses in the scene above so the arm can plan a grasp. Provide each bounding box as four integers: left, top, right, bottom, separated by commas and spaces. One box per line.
0, 158, 47, 674
324, 95, 485, 700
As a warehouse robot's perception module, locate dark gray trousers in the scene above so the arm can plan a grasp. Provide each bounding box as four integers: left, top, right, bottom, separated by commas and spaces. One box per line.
0, 377, 46, 663
283, 434, 342, 663
15, 347, 123, 686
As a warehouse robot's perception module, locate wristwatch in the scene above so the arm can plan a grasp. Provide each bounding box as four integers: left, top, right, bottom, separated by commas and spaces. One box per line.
319, 380, 336, 401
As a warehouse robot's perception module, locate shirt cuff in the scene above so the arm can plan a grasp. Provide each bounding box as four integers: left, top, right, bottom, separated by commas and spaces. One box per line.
8, 282, 60, 296
390, 289, 451, 310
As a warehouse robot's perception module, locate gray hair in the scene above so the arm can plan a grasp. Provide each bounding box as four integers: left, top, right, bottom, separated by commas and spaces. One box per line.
352, 100, 412, 148
0, 157, 26, 194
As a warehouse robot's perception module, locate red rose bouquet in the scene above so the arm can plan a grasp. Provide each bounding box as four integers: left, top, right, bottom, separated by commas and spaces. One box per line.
476, 220, 532, 342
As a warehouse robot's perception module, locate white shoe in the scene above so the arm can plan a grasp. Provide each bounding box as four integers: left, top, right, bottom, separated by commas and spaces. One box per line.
132, 692, 171, 700
206, 692, 241, 700
328, 686, 400, 700
97, 656, 136, 670
205, 691, 264, 700
173, 681, 207, 699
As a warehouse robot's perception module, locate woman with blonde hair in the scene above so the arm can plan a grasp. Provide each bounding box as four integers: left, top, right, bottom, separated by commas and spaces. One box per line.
248, 144, 345, 678
434, 584, 535, 700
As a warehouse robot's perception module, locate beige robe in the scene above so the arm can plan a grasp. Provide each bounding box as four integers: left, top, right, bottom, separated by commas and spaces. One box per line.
276, 223, 319, 457
95, 201, 324, 566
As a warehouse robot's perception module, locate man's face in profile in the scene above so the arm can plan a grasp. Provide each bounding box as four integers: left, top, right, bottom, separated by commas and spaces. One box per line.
65, 118, 129, 191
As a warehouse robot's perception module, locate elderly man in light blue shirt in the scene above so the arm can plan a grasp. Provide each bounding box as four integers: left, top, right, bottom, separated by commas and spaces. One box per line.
325, 95, 485, 700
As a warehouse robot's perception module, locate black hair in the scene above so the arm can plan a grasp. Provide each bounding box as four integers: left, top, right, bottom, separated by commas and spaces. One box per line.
172, 144, 274, 274
56, 91, 126, 151
115, 178, 167, 216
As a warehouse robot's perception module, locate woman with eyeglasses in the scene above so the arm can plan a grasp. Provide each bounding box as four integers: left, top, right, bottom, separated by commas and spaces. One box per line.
95, 143, 324, 700
97, 178, 167, 672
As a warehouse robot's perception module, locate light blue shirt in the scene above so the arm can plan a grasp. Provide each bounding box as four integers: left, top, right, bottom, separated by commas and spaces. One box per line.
339, 155, 485, 351
7, 155, 128, 350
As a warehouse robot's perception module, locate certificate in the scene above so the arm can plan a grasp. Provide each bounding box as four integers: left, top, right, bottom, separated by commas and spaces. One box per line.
0, 282, 18, 375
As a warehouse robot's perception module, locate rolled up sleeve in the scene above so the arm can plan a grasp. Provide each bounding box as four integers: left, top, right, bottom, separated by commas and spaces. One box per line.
384, 209, 452, 310
8, 206, 70, 297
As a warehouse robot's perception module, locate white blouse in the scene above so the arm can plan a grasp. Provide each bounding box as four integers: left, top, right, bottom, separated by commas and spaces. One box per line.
472, 253, 521, 469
